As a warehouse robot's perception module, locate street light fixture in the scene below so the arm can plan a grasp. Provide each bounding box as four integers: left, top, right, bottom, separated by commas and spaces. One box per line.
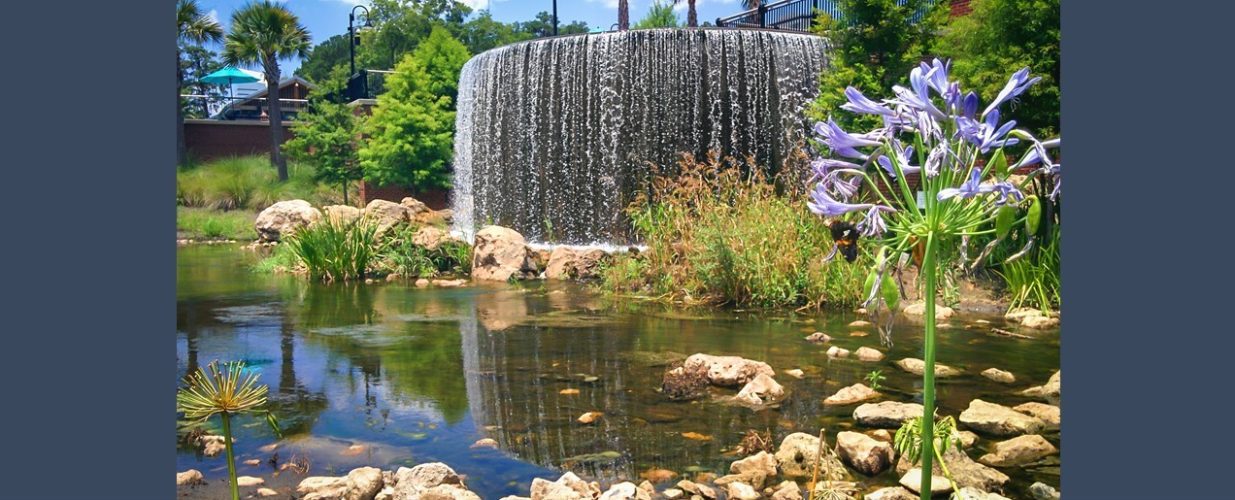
348, 5, 374, 78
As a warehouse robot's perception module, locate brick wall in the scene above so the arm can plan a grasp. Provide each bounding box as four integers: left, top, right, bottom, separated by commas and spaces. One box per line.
184, 119, 294, 162
358, 181, 451, 210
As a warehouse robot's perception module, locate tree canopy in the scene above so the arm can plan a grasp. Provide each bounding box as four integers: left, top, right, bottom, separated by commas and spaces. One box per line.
634, 1, 681, 29
285, 66, 364, 202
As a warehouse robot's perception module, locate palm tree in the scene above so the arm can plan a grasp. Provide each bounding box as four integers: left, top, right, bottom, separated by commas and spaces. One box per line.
743, 0, 762, 8
223, 1, 310, 181
674, 0, 698, 27
177, 0, 223, 166
618, 0, 630, 30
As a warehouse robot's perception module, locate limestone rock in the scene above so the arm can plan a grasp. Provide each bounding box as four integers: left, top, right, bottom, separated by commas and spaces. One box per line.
826, 346, 850, 358
675, 480, 716, 500
726, 482, 759, 500
1014, 402, 1060, 429
298, 466, 385, 500
545, 247, 609, 280
978, 434, 1058, 467
854, 347, 884, 361
734, 374, 785, 406
864, 487, 917, 500
255, 487, 279, 497
1028, 482, 1061, 500
980, 368, 1016, 384
662, 488, 684, 499
323, 205, 363, 225
769, 481, 802, 500
682, 354, 775, 387
236, 476, 264, 487
727, 451, 778, 488
823, 383, 880, 406
400, 197, 429, 215
774, 432, 848, 480
783, 369, 804, 379
471, 438, 499, 449
176, 469, 204, 487
903, 302, 955, 321
256, 200, 322, 242
1021, 371, 1061, 399
364, 199, 412, 235
412, 225, 457, 250
898, 468, 953, 496
853, 401, 925, 428
955, 487, 1012, 500
804, 332, 831, 343
895, 358, 962, 377
955, 430, 979, 448
471, 226, 535, 281
834, 431, 895, 475
391, 463, 471, 500
599, 481, 650, 500
959, 399, 1046, 436
895, 446, 1008, 492
848, 320, 872, 328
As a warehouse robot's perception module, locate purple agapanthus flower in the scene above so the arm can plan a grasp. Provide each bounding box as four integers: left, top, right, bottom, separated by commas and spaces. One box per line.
857, 206, 893, 237
923, 142, 951, 177
840, 86, 895, 116
891, 65, 948, 121
938, 168, 1023, 205
959, 109, 1019, 153
808, 182, 875, 216
814, 118, 882, 160
982, 67, 1042, 118
960, 91, 980, 119
920, 58, 951, 95
877, 141, 920, 179
810, 158, 864, 182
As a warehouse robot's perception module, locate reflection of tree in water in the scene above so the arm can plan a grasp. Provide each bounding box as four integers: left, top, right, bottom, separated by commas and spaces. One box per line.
272, 308, 329, 436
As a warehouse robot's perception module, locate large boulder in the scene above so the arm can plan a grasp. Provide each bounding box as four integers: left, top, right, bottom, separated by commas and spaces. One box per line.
682, 354, 775, 387
391, 463, 478, 500
834, 431, 895, 476
774, 432, 848, 480
895, 358, 962, 377
412, 225, 461, 251
364, 199, 412, 235
297, 466, 385, 500
727, 451, 778, 489
823, 383, 880, 406
545, 247, 610, 280
323, 205, 363, 225
853, 401, 925, 428
978, 434, 1058, 467
959, 399, 1046, 436
255, 200, 321, 241
1013, 402, 1060, 429
733, 373, 785, 406
472, 226, 535, 281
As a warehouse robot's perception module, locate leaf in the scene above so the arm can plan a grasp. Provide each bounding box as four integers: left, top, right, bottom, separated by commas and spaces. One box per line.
881, 271, 899, 311
1025, 196, 1042, 235
995, 205, 1016, 239
989, 148, 1008, 179
265, 411, 283, 439
863, 268, 877, 303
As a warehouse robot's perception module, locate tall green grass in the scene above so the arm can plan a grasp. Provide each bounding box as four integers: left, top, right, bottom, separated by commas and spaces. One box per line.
284, 219, 381, 282
996, 225, 1060, 313
600, 154, 869, 309
177, 156, 355, 211
378, 226, 473, 278
177, 207, 257, 240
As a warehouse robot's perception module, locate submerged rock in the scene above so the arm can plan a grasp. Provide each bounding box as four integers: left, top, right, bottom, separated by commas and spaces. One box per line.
682, 353, 775, 387
471, 438, 498, 449
826, 346, 850, 358
980, 368, 1016, 384
804, 332, 832, 343
834, 431, 896, 476
256, 199, 321, 242
255, 487, 279, 497
471, 226, 535, 281
784, 368, 805, 379
236, 476, 264, 487
903, 302, 955, 321
639, 468, 678, 484
853, 401, 925, 428
895, 358, 962, 377
577, 411, 604, 424
774, 433, 848, 480
823, 383, 880, 406
978, 434, 1058, 467
959, 399, 1046, 436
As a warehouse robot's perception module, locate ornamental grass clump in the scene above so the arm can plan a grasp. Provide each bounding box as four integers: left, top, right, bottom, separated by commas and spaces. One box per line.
284, 218, 381, 282
806, 59, 1059, 499
176, 361, 281, 500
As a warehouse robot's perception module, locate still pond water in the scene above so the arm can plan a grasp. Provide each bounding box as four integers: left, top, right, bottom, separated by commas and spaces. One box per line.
176, 245, 1060, 498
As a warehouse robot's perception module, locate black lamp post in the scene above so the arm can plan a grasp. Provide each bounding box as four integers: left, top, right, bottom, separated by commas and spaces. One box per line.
349, 5, 373, 80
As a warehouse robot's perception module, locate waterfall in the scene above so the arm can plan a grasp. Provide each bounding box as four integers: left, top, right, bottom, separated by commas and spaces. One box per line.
452, 29, 830, 245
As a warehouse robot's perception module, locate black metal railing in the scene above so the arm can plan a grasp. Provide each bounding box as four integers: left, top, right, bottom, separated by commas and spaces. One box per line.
716, 0, 938, 32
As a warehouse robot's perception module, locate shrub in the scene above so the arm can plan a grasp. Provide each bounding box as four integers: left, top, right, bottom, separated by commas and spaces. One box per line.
283, 218, 381, 282
600, 153, 869, 309
378, 225, 472, 278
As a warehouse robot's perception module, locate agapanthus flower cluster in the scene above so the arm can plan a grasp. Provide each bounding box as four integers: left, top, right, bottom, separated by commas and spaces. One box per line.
808, 58, 1060, 259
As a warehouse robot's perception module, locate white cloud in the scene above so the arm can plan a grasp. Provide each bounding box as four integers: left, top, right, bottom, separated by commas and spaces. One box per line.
206, 8, 220, 24
458, 0, 489, 9
586, 0, 621, 8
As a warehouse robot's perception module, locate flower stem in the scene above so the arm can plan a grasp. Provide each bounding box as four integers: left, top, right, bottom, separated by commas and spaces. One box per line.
919, 233, 938, 500
221, 411, 239, 500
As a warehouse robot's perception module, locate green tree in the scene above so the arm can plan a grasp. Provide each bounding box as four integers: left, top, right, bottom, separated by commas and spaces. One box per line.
516, 11, 590, 38
223, 1, 312, 181
806, 0, 947, 132
180, 44, 226, 118
634, 1, 680, 29
359, 27, 470, 190
460, 10, 531, 54
359, 0, 469, 71
934, 0, 1060, 137
297, 34, 352, 84
177, 0, 223, 166
285, 67, 364, 204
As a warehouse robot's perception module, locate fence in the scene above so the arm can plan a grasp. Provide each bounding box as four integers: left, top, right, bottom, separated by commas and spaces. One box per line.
716, 0, 941, 31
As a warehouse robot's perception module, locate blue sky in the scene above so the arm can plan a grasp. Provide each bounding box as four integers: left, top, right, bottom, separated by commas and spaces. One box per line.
197, 0, 748, 74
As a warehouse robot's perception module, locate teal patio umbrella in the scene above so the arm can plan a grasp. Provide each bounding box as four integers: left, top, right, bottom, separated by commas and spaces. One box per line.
200, 66, 263, 112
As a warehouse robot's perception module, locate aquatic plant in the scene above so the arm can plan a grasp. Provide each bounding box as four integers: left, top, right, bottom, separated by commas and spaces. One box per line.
284, 218, 381, 282
176, 361, 281, 500
807, 59, 1059, 498
865, 369, 886, 391
895, 416, 961, 495
379, 226, 473, 278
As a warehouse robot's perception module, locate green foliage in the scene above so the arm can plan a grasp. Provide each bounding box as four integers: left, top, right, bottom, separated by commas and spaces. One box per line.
284, 218, 381, 282
222, 1, 311, 71
177, 207, 257, 240
460, 10, 533, 54
864, 369, 886, 391
284, 66, 364, 200
894, 416, 962, 495
806, 0, 947, 131
378, 226, 473, 278
600, 154, 868, 309
177, 156, 354, 210
179, 44, 227, 118
996, 225, 1060, 313
252, 242, 299, 274
935, 0, 1060, 136
514, 11, 590, 38
297, 34, 351, 84
360, 26, 469, 190
634, 1, 681, 29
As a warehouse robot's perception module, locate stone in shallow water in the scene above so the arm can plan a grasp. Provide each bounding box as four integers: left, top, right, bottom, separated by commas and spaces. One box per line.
236, 476, 264, 487
826, 346, 850, 358
804, 332, 831, 343
726, 482, 759, 500
783, 368, 805, 379
853, 401, 925, 428
577, 411, 603, 424
895, 446, 1009, 493
980, 368, 1016, 383
1014, 402, 1060, 428
899, 468, 953, 496
176, 469, 203, 487
823, 383, 880, 406
727, 451, 777, 489
959, 399, 1046, 436
864, 487, 917, 500
1021, 370, 1061, 399
895, 358, 962, 377
1029, 482, 1061, 500
774, 433, 849, 480
683, 353, 775, 387
733, 373, 785, 406
979, 434, 1059, 467
855, 346, 884, 361
834, 431, 895, 476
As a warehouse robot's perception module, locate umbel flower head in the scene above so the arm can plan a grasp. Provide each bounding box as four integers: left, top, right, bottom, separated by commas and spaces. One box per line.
177, 361, 269, 421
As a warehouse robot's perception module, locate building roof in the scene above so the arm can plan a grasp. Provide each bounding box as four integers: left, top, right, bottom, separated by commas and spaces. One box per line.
212, 76, 316, 120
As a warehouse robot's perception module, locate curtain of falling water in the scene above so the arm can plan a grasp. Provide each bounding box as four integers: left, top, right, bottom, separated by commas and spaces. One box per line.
452, 29, 829, 245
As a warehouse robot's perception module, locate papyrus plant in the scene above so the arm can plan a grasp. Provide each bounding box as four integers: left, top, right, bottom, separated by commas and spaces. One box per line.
807, 59, 1059, 499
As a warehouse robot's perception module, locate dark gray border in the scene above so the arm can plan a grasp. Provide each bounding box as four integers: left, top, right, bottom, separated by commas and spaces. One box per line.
1064, 1, 1235, 498
0, 0, 172, 498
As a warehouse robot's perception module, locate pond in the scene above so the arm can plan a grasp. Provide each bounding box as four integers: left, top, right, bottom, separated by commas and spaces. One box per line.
177, 244, 1060, 498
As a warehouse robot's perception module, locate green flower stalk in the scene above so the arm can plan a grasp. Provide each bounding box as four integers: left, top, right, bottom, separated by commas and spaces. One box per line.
177, 361, 281, 500
808, 59, 1059, 499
